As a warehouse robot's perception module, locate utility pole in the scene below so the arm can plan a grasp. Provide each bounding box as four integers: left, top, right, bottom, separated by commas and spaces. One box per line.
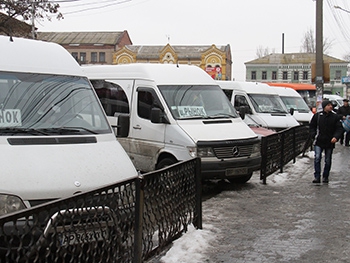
31, 1, 35, 39
315, 0, 324, 111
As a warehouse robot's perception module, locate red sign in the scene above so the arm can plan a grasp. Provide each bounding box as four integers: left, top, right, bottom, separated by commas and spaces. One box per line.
205, 66, 222, 80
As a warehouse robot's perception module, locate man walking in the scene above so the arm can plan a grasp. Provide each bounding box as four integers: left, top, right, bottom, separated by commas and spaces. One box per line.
309, 100, 344, 183
337, 98, 350, 146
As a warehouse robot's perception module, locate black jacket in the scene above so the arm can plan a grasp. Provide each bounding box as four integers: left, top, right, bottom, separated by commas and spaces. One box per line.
309, 110, 344, 149
337, 105, 350, 118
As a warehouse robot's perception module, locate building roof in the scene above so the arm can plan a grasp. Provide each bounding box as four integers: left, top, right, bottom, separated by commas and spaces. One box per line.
245, 53, 347, 64
36, 31, 129, 46
124, 45, 229, 59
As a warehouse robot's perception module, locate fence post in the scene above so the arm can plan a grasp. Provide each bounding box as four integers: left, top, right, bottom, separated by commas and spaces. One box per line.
133, 174, 144, 263
194, 158, 202, 229
260, 136, 267, 184
280, 132, 285, 174
293, 127, 297, 163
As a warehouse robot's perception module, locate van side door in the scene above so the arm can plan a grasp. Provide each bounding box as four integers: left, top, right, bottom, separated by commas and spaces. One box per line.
128, 86, 166, 172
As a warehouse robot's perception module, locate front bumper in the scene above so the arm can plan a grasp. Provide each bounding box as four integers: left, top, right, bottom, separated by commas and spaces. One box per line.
200, 156, 261, 180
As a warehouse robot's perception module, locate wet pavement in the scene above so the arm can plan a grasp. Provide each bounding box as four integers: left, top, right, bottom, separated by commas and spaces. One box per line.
149, 144, 350, 262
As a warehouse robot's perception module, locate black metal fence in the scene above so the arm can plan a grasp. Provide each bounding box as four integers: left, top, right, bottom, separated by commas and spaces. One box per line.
260, 125, 312, 184
0, 158, 202, 263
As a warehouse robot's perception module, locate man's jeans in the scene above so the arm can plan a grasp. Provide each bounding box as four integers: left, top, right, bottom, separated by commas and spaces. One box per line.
314, 145, 333, 179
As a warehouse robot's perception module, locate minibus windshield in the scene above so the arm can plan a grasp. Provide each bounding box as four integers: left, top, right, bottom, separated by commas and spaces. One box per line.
249, 94, 287, 114
0, 72, 111, 135
280, 96, 311, 113
158, 85, 238, 120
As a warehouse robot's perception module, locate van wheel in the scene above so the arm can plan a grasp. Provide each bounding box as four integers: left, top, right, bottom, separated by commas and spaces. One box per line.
156, 157, 177, 170
228, 173, 253, 184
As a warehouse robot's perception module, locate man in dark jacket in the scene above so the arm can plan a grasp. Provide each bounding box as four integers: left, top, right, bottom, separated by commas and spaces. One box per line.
337, 98, 350, 146
309, 100, 344, 183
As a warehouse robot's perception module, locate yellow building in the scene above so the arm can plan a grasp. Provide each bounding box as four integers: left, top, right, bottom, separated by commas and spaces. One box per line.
114, 43, 232, 80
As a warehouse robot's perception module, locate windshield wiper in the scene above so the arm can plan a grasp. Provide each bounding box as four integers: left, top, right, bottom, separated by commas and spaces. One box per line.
207, 113, 236, 119
0, 127, 49, 135
38, 127, 98, 135
178, 116, 207, 120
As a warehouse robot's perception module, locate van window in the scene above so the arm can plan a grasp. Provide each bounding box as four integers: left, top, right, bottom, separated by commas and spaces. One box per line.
249, 94, 287, 113
158, 85, 237, 120
234, 95, 251, 112
0, 72, 111, 135
137, 88, 162, 120
222, 89, 233, 100
90, 80, 130, 116
280, 96, 310, 112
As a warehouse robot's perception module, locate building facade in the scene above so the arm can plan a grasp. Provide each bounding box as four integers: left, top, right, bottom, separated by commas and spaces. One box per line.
36, 31, 232, 80
36, 31, 133, 65
114, 44, 232, 80
245, 53, 349, 96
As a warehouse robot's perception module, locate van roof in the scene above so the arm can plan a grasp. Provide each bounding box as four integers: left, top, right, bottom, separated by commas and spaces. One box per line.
271, 86, 301, 97
82, 63, 217, 85
0, 35, 84, 76
323, 94, 343, 100
216, 80, 279, 95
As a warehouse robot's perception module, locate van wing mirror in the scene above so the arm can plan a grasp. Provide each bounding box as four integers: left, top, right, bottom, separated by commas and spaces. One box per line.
289, 107, 295, 116
117, 114, 130, 137
238, 106, 246, 120
151, 108, 169, 124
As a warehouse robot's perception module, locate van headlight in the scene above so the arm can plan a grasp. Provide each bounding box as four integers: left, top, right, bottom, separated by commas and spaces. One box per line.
187, 146, 197, 158
0, 194, 26, 216
251, 142, 261, 157
197, 147, 215, 157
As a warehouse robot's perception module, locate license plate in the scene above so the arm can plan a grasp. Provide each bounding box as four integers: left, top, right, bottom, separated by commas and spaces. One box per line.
58, 228, 109, 246
226, 167, 248, 176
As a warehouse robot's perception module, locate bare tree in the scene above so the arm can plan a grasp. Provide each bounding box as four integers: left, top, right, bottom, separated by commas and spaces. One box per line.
0, 0, 62, 36
300, 28, 332, 54
256, 46, 269, 58
343, 54, 350, 62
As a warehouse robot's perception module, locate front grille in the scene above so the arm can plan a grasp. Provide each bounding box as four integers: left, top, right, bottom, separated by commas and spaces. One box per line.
213, 144, 254, 159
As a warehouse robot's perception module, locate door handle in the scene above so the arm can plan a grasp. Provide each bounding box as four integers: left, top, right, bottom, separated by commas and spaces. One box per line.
133, 125, 141, 130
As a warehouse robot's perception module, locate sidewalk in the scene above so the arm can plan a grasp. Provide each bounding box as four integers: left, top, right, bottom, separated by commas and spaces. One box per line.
148, 144, 350, 262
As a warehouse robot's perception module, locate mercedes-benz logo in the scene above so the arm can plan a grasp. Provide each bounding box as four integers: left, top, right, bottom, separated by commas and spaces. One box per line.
232, 146, 240, 157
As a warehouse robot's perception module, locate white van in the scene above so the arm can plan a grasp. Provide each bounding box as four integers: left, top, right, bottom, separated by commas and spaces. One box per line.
271, 86, 313, 126
217, 81, 300, 131
323, 94, 344, 111
0, 36, 137, 216
83, 63, 261, 183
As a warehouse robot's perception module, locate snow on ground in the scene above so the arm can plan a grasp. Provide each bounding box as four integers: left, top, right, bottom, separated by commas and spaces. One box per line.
158, 151, 315, 263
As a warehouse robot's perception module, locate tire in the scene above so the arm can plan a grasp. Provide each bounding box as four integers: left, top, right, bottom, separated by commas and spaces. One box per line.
228, 173, 253, 184
156, 157, 177, 170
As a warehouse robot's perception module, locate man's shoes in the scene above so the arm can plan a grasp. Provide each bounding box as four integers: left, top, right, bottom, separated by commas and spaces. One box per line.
322, 178, 329, 183
312, 179, 321, 183
340, 140, 344, 145
345, 144, 349, 147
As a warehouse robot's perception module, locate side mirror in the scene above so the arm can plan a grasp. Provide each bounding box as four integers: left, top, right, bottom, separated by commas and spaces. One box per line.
289, 107, 295, 116
239, 106, 246, 120
117, 114, 130, 137
151, 108, 162, 123
150, 108, 169, 124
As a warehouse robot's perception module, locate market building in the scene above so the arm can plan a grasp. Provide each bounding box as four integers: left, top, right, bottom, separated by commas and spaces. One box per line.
114, 44, 232, 80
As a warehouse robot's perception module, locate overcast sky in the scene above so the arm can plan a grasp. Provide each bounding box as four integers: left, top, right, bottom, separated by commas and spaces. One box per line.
36, 0, 350, 81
